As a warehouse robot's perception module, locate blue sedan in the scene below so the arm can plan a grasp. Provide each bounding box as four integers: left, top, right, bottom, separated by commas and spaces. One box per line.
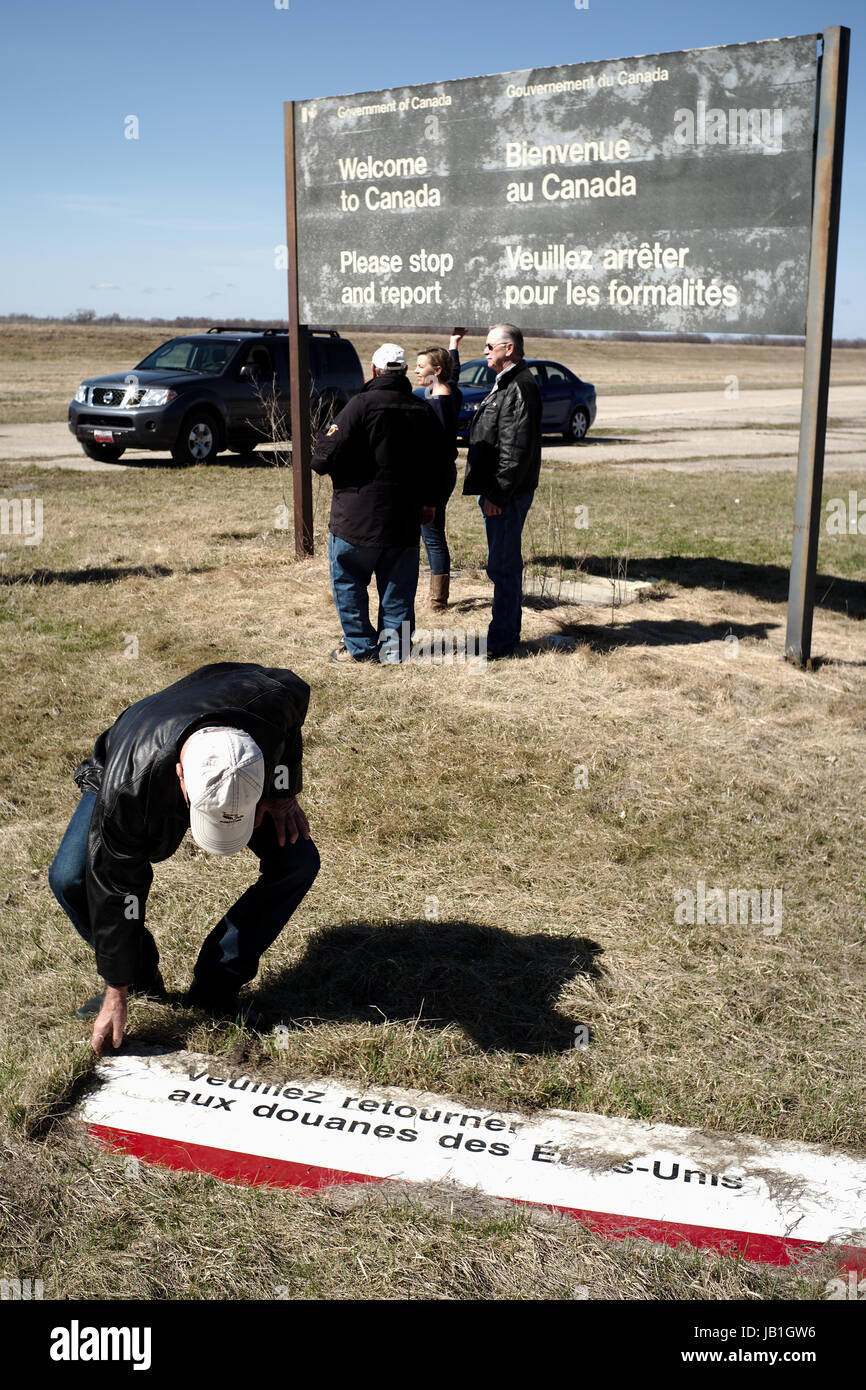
453, 357, 596, 442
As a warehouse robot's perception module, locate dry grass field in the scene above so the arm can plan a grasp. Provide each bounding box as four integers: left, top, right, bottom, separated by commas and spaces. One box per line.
0, 326, 864, 1302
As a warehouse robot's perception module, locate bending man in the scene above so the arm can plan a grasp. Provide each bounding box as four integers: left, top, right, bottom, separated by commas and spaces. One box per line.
49, 662, 319, 1054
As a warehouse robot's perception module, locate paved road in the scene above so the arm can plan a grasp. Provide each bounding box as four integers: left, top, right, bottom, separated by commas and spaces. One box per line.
541, 383, 866, 473
1, 384, 864, 474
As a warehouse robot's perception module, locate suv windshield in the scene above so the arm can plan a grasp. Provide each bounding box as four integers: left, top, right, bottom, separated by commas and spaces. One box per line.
136, 338, 240, 376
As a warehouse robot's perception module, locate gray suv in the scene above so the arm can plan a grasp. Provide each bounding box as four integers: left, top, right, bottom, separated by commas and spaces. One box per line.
68, 327, 364, 464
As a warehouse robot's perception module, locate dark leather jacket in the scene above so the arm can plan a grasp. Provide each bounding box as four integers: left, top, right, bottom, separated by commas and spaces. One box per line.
462, 358, 542, 506
311, 372, 450, 546
72, 663, 310, 985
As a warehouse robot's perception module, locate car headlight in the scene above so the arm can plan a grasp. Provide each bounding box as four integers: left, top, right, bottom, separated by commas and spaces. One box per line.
74, 385, 88, 403
137, 388, 177, 407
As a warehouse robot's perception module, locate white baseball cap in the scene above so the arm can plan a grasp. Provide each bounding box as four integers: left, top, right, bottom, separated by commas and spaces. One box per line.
182, 726, 265, 855
371, 343, 407, 371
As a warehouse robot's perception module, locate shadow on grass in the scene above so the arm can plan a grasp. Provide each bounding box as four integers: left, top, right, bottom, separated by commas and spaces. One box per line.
532, 554, 866, 619
0, 563, 214, 586
448, 595, 493, 614
259, 919, 603, 1054
527, 617, 777, 653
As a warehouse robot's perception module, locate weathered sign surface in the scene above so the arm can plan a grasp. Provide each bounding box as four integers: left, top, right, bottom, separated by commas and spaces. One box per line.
292, 35, 817, 334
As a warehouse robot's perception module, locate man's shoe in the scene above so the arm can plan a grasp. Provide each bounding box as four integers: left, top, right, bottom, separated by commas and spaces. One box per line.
329, 641, 372, 664
184, 984, 266, 1029
75, 971, 166, 1019
184, 982, 239, 1014
135, 971, 166, 1001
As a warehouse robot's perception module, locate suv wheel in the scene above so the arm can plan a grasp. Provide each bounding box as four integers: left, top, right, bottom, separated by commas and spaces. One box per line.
81, 440, 126, 463
564, 406, 590, 442
171, 413, 221, 465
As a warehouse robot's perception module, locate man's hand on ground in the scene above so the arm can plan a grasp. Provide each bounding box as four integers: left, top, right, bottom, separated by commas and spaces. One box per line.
482, 498, 503, 516
255, 796, 311, 846
91, 986, 128, 1056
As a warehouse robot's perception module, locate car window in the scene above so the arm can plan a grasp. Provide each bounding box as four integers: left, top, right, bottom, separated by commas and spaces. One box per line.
458, 361, 496, 387
194, 343, 236, 375
136, 338, 240, 376
138, 340, 197, 370
311, 338, 363, 386
543, 363, 572, 384
527, 363, 544, 383
330, 341, 362, 375
238, 343, 275, 374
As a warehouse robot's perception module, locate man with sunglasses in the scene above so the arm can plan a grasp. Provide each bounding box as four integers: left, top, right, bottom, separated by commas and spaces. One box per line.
463, 323, 542, 659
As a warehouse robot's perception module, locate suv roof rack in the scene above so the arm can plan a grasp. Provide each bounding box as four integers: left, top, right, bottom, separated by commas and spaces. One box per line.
205, 326, 339, 338
260, 328, 339, 338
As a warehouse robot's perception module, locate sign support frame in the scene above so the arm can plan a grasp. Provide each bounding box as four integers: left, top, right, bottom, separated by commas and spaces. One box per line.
283, 100, 314, 558
284, 36, 848, 583
784, 26, 849, 667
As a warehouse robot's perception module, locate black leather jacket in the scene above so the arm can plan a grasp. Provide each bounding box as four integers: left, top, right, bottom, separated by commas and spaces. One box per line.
462, 358, 542, 506
72, 663, 310, 985
311, 372, 450, 546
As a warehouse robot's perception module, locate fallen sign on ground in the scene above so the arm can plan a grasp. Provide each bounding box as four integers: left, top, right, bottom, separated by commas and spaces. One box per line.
80, 1049, 866, 1270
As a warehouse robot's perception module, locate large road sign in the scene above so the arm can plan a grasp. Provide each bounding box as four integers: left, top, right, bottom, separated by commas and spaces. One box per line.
292, 36, 817, 335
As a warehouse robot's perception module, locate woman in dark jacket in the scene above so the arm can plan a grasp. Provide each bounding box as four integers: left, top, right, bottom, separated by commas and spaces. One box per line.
414, 330, 464, 611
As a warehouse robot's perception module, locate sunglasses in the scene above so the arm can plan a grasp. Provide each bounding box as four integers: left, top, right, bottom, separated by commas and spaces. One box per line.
485, 341, 509, 352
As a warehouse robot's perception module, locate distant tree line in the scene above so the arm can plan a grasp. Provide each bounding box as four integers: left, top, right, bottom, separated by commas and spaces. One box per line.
1, 311, 863, 349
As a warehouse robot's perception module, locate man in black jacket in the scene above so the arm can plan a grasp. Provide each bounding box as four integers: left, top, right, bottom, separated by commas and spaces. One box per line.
312, 343, 449, 664
48, 663, 319, 1054
463, 323, 542, 658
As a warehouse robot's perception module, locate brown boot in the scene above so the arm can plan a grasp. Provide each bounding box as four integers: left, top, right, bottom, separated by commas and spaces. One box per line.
429, 573, 450, 611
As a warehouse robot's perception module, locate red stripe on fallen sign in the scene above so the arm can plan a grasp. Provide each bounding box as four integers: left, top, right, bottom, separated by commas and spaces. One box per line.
88, 1122, 383, 1192
88, 1123, 865, 1272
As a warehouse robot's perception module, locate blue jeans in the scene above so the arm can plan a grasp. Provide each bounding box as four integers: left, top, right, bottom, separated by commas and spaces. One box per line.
328, 532, 419, 661
480, 489, 535, 655
49, 791, 320, 997
421, 463, 457, 575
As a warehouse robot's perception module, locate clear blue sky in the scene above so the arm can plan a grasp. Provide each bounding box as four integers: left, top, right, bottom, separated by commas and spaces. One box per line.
1, 0, 860, 334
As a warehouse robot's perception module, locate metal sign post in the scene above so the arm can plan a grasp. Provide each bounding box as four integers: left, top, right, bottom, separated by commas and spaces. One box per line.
283, 100, 314, 558
785, 26, 849, 667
